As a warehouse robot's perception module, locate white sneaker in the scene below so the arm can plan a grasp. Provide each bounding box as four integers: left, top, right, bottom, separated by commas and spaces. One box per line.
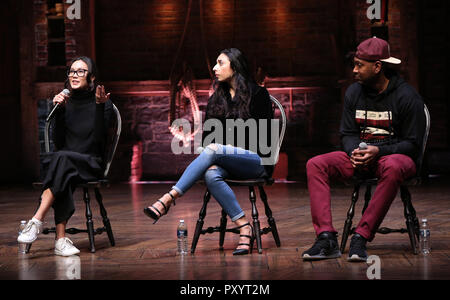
55, 238, 80, 256
17, 218, 42, 244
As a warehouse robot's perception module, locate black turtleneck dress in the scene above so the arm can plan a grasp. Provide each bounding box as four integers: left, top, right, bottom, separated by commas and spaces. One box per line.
42, 89, 112, 224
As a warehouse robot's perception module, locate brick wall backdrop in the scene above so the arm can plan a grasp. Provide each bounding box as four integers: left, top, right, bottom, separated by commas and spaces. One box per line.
23, 0, 450, 183
104, 83, 341, 181
90, 0, 356, 181
0, 1, 21, 183
94, 0, 354, 81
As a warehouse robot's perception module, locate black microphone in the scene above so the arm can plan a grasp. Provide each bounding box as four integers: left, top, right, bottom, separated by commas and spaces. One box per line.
46, 89, 70, 122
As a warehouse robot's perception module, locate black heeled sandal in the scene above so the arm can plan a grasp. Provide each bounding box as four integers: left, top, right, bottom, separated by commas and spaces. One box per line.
143, 192, 176, 224
231, 222, 255, 256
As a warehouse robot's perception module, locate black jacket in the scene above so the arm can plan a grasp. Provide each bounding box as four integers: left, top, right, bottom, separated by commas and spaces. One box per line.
202, 82, 274, 175
340, 75, 426, 163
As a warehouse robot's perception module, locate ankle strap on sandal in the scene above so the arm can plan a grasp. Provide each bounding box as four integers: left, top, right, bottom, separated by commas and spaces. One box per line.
157, 199, 167, 212
151, 204, 162, 217
237, 243, 250, 246
239, 234, 252, 239
231, 222, 251, 231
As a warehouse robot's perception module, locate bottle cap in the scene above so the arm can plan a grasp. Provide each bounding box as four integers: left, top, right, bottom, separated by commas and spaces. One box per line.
20, 220, 27, 224
180, 220, 184, 223
421, 218, 428, 223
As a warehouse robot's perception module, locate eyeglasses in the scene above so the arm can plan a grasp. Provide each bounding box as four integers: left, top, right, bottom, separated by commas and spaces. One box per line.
67, 69, 88, 77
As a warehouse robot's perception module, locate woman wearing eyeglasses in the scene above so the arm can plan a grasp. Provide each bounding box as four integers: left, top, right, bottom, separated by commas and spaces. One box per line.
17, 56, 113, 256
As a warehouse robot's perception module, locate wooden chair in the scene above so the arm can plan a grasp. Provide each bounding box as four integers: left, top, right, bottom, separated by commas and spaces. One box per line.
33, 103, 122, 253
190, 95, 287, 254
340, 104, 431, 255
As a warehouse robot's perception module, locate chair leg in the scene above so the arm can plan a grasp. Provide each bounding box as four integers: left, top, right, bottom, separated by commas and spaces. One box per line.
341, 184, 360, 254
249, 186, 263, 254
94, 188, 115, 247
83, 188, 96, 253
258, 186, 281, 247
400, 186, 419, 255
191, 190, 211, 254
219, 209, 227, 250
412, 212, 421, 246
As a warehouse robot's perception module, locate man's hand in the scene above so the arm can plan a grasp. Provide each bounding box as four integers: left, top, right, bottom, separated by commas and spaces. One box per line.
96, 85, 110, 104
350, 145, 380, 168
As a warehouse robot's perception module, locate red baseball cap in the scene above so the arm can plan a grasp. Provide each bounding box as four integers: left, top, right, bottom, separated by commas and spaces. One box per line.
355, 37, 401, 64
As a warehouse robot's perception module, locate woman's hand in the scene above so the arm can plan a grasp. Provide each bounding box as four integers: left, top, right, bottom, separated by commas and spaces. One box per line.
53, 91, 69, 106
95, 85, 110, 104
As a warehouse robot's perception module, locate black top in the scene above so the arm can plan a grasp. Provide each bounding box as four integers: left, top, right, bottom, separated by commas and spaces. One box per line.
202, 82, 275, 175
340, 75, 425, 163
52, 89, 113, 159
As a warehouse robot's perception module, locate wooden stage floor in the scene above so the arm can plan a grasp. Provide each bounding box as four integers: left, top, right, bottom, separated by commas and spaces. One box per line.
1, 178, 449, 280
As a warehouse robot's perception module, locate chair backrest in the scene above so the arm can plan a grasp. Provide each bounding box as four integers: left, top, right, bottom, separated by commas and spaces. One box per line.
416, 104, 431, 175
44, 103, 122, 179
103, 103, 122, 177
269, 95, 287, 165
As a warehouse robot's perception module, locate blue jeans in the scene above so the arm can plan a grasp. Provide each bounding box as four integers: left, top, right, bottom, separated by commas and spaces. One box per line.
172, 144, 267, 221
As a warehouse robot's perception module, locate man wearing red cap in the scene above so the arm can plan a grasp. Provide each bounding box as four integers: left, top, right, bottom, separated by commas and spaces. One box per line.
302, 37, 426, 262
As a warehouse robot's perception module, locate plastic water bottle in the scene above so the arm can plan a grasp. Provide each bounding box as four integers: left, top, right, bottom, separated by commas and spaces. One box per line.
177, 220, 188, 255
419, 218, 431, 255
18, 220, 27, 235
18, 220, 28, 254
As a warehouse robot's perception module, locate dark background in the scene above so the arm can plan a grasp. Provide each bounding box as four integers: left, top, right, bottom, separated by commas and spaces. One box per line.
1, 0, 449, 183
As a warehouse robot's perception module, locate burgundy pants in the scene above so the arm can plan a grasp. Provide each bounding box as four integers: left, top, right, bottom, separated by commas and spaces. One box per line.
306, 151, 416, 241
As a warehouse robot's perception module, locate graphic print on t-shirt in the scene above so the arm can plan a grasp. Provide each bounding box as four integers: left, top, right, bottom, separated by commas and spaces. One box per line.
355, 110, 393, 142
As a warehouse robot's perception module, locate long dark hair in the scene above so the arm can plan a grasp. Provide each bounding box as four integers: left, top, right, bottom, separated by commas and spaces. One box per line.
64, 56, 98, 92
206, 48, 254, 119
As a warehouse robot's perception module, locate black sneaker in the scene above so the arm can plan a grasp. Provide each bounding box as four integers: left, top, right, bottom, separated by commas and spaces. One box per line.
348, 233, 368, 262
302, 232, 341, 260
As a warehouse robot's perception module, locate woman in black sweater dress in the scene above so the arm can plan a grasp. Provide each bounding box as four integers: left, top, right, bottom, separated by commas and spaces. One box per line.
18, 56, 112, 256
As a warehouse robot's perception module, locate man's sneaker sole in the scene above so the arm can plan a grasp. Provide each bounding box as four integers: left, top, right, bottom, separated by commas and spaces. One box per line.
347, 254, 367, 262
302, 250, 342, 261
